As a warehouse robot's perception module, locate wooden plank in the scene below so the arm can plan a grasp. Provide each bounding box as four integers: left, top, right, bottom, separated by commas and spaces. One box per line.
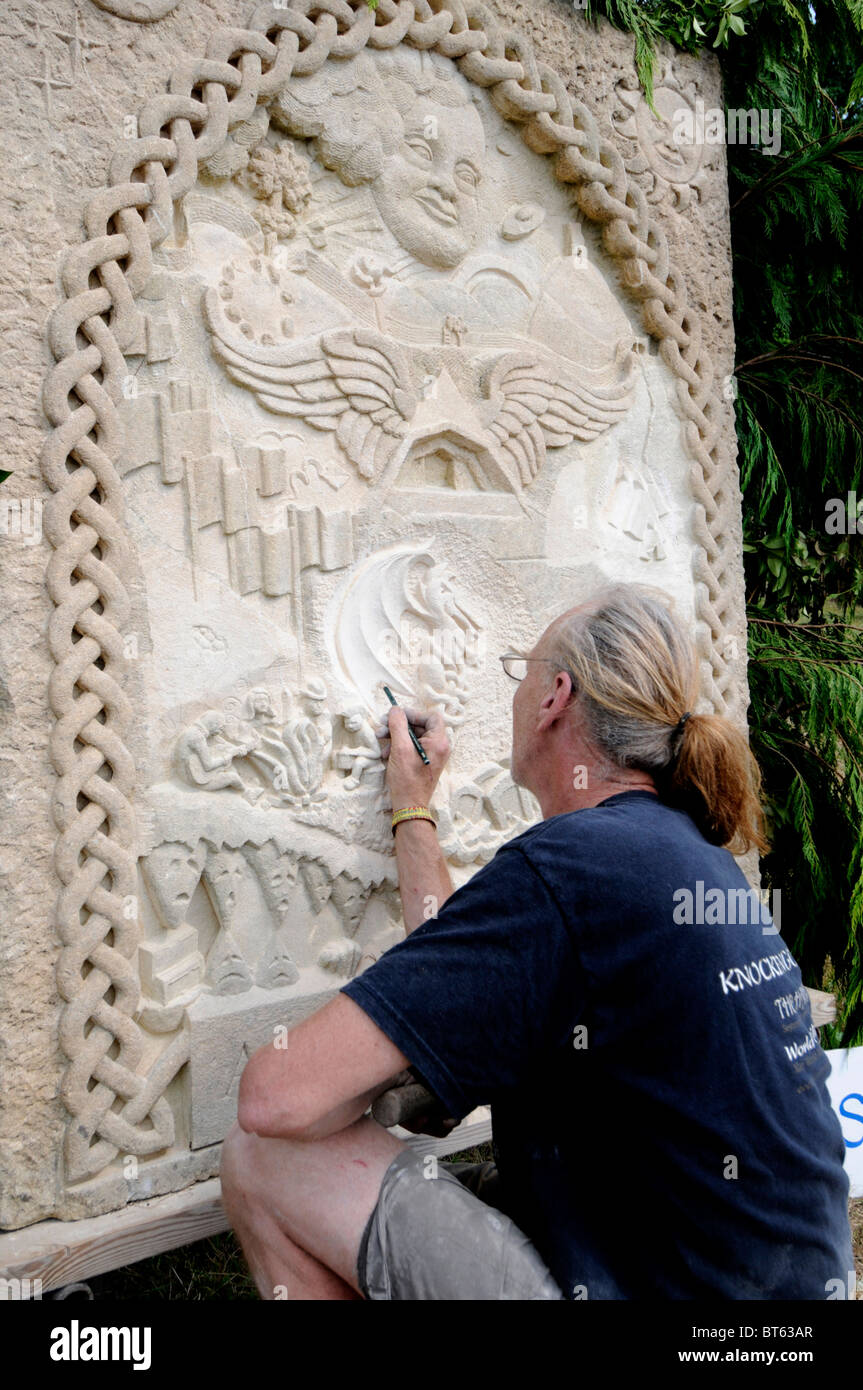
400, 1108, 493, 1158
0, 1179, 227, 1294
0, 1108, 492, 1294
806, 987, 837, 1028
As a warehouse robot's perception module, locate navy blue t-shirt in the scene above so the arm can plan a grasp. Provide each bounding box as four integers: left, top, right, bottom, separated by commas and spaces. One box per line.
342, 791, 853, 1299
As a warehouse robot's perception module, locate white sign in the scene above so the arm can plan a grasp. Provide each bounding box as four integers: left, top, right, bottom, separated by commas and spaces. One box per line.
824, 1047, 863, 1197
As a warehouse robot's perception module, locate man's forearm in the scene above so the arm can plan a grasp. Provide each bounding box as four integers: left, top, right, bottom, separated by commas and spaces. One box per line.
294, 1077, 401, 1142
393, 818, 454, 934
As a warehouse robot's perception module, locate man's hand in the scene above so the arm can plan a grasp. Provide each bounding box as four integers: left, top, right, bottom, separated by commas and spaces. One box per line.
374, 706, 451, 810
371, 1069, 460, 1138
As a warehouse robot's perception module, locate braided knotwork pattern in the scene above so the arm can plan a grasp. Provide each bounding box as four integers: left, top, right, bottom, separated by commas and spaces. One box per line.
41, 0, 738, 1184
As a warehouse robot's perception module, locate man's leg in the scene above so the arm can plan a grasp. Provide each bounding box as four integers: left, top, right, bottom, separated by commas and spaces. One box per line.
220, 1114, 406, 1301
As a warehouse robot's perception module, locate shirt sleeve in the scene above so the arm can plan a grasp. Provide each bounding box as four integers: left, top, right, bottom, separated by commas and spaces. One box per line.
340, 843, 585, 1121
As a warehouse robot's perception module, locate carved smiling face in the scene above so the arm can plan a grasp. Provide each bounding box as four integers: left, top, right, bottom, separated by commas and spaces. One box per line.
638, 85, 703, 184
372, 100, 484, 268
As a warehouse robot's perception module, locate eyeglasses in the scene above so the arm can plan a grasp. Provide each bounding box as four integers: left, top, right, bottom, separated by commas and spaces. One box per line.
500, 654, 562, 682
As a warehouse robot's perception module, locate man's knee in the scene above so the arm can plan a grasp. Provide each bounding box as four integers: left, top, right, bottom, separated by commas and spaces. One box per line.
221, 1120, 258, 1201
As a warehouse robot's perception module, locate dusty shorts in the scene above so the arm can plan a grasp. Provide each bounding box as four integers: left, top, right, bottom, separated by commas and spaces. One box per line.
356, 1148, 566, 1301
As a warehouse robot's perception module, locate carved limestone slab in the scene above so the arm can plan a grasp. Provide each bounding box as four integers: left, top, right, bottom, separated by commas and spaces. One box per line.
0, 0, 745, 1226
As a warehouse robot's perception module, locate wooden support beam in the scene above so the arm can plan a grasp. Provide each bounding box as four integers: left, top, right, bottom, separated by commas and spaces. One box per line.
0, 1178, 227, 1296
806, 987, 837, 1028
0, 1109, 492, 1295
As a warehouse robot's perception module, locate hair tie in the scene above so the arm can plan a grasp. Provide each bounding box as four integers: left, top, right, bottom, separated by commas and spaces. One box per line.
675, 712, 692, 735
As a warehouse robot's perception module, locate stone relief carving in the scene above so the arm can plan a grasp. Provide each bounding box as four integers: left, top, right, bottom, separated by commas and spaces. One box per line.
436, 762, 540, 866
197, 46, 640, 497
334, 540, 483, 728
137, 830, 393, 1018
204, 308, 636, 490
141, 839, 208, 930
241, 843, 302, 989
39, 2, 742, 1196
174, 710, 263, 801
612, 62, 714, 213
601, 455, 671, 563
334, 709, 387, 792
201, 850, 255, 995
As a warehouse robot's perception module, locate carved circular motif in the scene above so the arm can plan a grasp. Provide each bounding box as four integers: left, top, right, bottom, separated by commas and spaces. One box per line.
635, 85, 703, 186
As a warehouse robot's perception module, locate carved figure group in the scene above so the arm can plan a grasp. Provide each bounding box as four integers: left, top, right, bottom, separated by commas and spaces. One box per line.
173, 679, 394, 810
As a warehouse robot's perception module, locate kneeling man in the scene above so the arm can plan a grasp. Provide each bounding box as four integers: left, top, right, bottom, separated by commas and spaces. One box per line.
221, 583, 853, 1300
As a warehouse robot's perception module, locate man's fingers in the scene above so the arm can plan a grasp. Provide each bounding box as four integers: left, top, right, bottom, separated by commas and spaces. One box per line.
385, 706, 418, 744
378, 706, 451, 778
417, 709, 445, 732
371, 1080, 436, 1129
384, 706, 434, 733
402, 708, 445, 735
386, 706, 448, 748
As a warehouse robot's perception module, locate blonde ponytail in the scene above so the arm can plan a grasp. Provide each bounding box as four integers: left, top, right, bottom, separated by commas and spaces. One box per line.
657, 712, 769, 855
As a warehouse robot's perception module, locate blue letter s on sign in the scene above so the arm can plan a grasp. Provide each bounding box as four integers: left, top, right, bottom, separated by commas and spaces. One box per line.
838, 1092, 863, 1148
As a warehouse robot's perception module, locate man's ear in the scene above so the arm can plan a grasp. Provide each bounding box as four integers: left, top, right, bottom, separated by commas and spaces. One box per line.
536, 672, 576, 731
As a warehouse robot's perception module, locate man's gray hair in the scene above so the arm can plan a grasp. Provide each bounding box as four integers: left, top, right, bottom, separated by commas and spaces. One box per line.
547, 583, 698, 775
545, 583, 767, 854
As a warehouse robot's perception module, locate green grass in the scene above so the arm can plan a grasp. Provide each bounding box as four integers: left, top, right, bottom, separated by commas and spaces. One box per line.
87, 1231, 258, 1301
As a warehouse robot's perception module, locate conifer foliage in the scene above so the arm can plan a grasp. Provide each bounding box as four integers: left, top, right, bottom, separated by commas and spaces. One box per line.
583, 0, 863, 1042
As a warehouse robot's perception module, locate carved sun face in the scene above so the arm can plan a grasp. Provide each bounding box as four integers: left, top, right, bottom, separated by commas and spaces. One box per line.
372, 100, 484, 269
637, 86, 703, 185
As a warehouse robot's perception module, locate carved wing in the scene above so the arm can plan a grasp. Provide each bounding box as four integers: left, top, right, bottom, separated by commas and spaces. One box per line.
204, 294, 417, 480
486, 348, 636, 486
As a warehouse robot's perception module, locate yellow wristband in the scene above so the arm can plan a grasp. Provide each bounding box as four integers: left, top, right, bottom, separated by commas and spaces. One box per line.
391, 805, 437, 835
